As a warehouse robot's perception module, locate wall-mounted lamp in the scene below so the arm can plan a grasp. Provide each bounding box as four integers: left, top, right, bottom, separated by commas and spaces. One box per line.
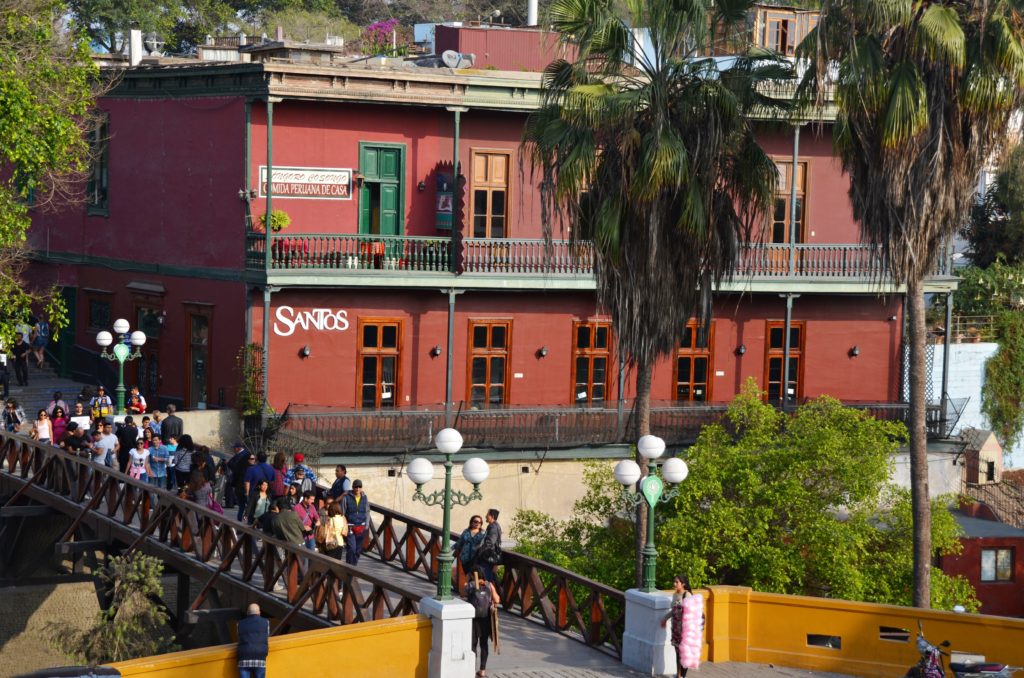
888, 315, 898, 321
157, 310, 167, 326
353, 171, 365, 187
237, 188, 257, 202
418, 180, 426, 192
300, 345, 311, 358
430, 345, 442, 358
849, 345, 860, 358
735, 344, 746, 356
537, 346, 549, 358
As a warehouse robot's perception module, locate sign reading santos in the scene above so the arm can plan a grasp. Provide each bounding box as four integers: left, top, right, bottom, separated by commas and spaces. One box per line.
273, 306, 350, 337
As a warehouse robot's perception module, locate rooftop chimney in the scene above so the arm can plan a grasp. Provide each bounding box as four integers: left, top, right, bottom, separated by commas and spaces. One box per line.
527, 0, 538, 26
129, 29, 143, 66
275, 25, 284, 42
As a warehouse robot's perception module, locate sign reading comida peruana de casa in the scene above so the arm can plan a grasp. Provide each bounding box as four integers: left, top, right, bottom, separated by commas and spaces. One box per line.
259, 166, 353, 200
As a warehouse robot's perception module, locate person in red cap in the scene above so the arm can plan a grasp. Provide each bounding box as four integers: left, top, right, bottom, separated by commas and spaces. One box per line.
285, 452, 317, 487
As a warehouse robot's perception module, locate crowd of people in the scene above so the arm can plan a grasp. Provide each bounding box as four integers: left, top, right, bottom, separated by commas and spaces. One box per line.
0, 321, 50, 397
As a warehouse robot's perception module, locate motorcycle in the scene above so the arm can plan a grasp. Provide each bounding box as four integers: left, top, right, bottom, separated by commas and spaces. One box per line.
906, 621, 1022, 678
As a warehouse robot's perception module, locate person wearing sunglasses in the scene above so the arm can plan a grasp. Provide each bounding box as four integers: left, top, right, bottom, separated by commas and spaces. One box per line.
455, 515, 486, 578
31, 409, 52, 445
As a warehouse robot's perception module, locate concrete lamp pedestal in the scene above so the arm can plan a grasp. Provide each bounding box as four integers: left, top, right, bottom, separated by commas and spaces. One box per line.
622, 588, 675, 676
421, 597, 477, 678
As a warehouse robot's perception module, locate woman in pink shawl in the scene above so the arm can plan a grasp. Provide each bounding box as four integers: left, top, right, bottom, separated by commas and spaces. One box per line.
660, 575, 704, 677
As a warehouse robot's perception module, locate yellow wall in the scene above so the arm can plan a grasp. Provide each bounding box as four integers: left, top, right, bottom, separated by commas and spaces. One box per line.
705, 586, 1024, 677
112, 616, 430, 678
322, 459, 614, 533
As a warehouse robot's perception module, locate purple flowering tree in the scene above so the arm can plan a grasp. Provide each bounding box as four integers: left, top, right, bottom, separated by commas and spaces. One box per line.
362, 18, 403, 55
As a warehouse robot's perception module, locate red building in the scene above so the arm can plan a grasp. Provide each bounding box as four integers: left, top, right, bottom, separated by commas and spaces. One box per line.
940, 505, 1024, 618
26, 39, 955, 452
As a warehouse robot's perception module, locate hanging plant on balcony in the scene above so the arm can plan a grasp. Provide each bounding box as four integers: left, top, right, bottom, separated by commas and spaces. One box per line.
256, 209, 291, 232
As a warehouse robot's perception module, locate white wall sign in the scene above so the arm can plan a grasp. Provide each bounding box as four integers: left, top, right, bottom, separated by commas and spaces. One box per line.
259, 166, 353, 200
273, 306, 350, 337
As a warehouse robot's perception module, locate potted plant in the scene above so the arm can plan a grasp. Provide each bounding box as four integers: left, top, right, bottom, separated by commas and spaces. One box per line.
257, 209, 291, 232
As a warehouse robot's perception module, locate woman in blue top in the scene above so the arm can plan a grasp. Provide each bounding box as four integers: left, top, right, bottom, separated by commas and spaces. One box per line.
455, 515, 485, 576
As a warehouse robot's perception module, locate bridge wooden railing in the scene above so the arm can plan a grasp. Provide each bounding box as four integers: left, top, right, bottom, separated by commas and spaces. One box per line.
364, 502, 627, 658
0, 432, 422, 633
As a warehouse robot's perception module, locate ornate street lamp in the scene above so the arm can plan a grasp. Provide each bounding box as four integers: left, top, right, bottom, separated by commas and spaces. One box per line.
96, 318, 146, 414
613, 434, 689, 592
407, 428, 490, 599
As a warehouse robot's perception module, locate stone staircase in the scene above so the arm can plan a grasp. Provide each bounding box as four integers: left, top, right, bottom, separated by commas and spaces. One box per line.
963, 480, 1024, 529
5, 362, 92, 413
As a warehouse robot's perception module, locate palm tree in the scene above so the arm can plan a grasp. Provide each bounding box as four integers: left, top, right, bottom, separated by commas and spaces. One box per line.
525, 0, 790, 587
799, 0, 1024, 607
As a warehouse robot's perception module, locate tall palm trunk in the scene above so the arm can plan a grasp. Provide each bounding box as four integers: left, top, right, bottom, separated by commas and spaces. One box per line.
633, 358, 653, 589
907, 275, 931, 607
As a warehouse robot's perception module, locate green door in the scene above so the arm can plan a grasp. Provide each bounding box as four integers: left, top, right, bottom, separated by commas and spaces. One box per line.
57, 286, 76, 378
359, 143, 405, 236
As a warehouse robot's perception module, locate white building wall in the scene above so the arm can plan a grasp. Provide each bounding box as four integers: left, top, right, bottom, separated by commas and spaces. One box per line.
929, 342, 1024, 468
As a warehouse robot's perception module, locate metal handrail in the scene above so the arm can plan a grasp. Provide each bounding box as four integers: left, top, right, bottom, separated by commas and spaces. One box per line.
0, 432, 423, 631
245, 234, 897, 279
279, 400, 941, 453
364, 501, 627, 657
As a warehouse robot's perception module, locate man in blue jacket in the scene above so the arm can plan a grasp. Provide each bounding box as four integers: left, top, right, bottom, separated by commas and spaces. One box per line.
236, 603, 269, 678
342, 479, 369, 565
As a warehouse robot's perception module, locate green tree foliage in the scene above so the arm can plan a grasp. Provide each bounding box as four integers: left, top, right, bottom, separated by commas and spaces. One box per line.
982, 312, 1024, 450
245, 6, 358, 43
799, 0, 1024, 609
953, 260, 1024, 317
951, 261, 1024, 450
50, 554, 178, 663
513, 383, 979, 610
1, 0, 99, 346
963, 143, 1024, 268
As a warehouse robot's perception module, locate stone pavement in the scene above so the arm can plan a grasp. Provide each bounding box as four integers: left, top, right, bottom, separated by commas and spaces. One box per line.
486, 608, 848, 678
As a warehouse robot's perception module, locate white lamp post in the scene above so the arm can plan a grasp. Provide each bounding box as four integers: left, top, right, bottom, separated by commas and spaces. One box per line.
407, 428, 490, 599
613, 434, 689, 591
96, 319, 146, 413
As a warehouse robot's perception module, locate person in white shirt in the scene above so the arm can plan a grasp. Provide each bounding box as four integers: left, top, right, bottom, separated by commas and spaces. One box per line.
128, 439, 151, 482
94, 421, 119, 467
32, 409, 52, 444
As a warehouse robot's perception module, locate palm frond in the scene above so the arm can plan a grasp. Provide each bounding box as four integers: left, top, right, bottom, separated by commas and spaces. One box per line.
880, 61, 928, 147
914, 4, 965, 67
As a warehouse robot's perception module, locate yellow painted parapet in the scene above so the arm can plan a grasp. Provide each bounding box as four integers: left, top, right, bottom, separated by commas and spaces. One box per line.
111, 615, 431, 678
705, 586, 1024, 677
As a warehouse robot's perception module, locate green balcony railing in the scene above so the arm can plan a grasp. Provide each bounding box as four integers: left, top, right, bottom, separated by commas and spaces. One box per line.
247, 233, 453, 272
246, 233, 896, 280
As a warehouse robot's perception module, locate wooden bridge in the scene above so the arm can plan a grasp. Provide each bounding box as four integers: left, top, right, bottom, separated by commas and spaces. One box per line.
0, 431, 624, 659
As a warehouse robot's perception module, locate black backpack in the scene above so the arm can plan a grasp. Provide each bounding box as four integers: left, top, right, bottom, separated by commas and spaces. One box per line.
466, 579, 492, 619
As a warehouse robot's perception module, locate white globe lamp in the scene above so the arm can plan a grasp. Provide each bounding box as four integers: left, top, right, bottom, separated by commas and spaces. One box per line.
613, 459, 642, 487
406, 457, 434, 486
130, 330, 147, 347
435, 427, 464, 455
112, 318, 130, 335
462, 457, 490, 485
662, 457, 689, 484
637, 434, 666, 460
96, 331, 113, 348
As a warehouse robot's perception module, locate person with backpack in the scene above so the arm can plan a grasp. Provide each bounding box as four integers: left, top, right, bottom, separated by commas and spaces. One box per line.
284, 452, 316, 487
463, 564, 500, 678
269, 452, 289, 498
88, 385, 113, 420
171, 434, 196, 489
